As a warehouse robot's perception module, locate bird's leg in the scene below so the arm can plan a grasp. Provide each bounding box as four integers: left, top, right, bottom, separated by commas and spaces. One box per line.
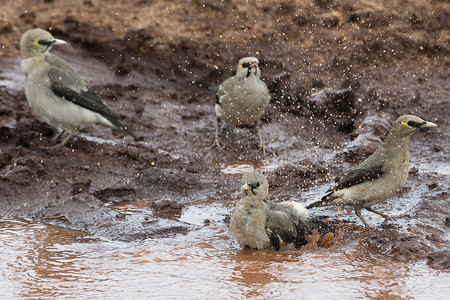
52, 130, 66, 142
212, 117, 223, 149
57, 128, 78, 146
366, 206, 390, 220
42, 215, 72, 224
355, 208, 371, 227
255, 122, 266, 157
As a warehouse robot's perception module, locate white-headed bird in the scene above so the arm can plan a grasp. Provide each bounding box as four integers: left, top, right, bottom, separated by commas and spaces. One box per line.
214, 57, 270, 155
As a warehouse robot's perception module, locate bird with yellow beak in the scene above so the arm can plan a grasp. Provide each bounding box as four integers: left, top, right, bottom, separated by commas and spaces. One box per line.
20, 28, 136, 145
306, 115, 438, 227
230, 171, 334, 250
214, 57, 270, 155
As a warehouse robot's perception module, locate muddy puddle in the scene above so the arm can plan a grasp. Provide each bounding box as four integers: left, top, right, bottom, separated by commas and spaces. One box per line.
1, 215, 449, 299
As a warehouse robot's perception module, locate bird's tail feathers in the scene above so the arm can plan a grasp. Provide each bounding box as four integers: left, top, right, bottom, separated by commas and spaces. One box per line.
293, 222, 308, 248
293, 217, 335, 248
321, 190, 335, 202
305, 190, 335, 209
308, 218, 335, 237
121, 125, 138, 139
111, 119, 138, 140
305, 201, 320, 209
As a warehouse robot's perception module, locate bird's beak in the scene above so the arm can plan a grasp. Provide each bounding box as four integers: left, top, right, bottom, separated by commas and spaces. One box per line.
241, 183, 251, 195
251, 61, 258, 68
421, 121, 438, 128
52, 39, 67, 46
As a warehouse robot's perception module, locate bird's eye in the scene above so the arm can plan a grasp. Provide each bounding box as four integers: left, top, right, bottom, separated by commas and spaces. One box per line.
241, 62, 250, 68
36, 40, 53, 46
255, 182, 261, 188
406, 120, 423, 128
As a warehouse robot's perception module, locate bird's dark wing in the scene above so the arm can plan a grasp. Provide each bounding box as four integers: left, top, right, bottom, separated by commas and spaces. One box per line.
265, 205, 300, 250
47, 67, 119, 120
46, 55, 136, 138
308, 218, 335, 236
292, 222, 308, 248
306, 164, 384, 208
333, 164, 384, 192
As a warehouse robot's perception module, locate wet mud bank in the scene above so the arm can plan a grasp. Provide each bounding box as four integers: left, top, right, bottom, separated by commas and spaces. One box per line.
0, 0, 449, 269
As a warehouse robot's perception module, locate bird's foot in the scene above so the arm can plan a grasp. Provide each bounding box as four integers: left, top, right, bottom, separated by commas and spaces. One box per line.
211, 139, 224, 150
388, 213, 409, 219
52, 130, 66, 142
54, 142, 69, 148
366, 207, 390, 220
54, 138, 71, 148
53, 128, 78, 147
42, 215, 73, 224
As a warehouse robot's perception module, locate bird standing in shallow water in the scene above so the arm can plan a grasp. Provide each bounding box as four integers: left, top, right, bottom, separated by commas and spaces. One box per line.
306, 115, 438, 227
214, 57, 270, 156
20, 28, 137, 145
230, 171, 334, 250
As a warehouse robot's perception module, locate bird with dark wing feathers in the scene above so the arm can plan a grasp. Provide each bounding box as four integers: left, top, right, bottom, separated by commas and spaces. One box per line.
230, 171, 334, 250
20, 28, 137, 145
306, 115, 438, 227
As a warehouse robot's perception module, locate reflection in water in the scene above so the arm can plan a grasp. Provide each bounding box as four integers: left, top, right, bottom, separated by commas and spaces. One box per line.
0, 213, 449, 299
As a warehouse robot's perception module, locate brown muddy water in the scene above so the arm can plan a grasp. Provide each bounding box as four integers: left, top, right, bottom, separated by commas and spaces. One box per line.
1, 213, 449, 299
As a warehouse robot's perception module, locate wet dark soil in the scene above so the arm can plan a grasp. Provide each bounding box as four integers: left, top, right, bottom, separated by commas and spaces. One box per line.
0, 0, 449, 268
